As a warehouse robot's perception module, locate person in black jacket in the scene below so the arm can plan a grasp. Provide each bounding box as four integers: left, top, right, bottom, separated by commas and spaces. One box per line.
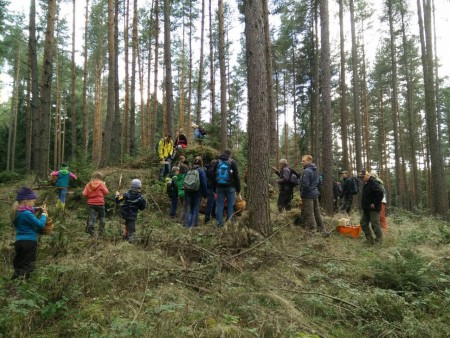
212, 149, 241, 227
358, 170, 384, 244
339, 171, 354, 214
115, 179, 147, 242
300, 155, 328, 235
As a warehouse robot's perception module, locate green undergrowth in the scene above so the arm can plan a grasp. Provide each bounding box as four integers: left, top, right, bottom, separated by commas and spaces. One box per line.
0, 161, 449, 337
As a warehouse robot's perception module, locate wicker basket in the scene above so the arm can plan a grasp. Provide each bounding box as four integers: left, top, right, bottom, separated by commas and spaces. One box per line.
41, 217, 53, 235
234, 194, 246, 214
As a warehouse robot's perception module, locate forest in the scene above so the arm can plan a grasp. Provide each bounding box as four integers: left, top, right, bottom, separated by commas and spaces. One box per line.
0, 0, 449, 336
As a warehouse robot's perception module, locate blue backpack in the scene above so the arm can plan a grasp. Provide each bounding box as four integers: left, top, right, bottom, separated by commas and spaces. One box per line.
216, 159, 232, 185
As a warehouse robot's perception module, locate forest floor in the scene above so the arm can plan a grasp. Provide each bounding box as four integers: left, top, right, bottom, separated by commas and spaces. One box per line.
0, 154, 449, 337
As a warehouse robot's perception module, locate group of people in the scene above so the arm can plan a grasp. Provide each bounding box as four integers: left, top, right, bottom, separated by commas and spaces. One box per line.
273, 155, 388, 243
10, 149, 389, 281
158, 126, 207, 182
166, 149, 241, 228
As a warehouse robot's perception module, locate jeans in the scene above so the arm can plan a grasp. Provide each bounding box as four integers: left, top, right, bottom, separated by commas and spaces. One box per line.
170, 196, 178, 218
216, 186, 236, 227
185, 193, 202, 227
360, 209, 383, 242
57, 187, 68, 204
205, 188, 216, 222
159, 158, 172, 181
87, 205, 106, 235
301, 197, 327, 234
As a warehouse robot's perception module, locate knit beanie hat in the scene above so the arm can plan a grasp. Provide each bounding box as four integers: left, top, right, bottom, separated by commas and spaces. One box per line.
130, 179, 142, 189
16, 187, 38, 201
60, 162, 69, 170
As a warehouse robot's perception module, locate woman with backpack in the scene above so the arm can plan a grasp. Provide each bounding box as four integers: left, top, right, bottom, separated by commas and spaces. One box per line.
184, 156, 207, 228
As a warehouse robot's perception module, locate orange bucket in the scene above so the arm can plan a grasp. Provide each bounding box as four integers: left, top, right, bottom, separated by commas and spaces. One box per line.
336, 225, 362, 238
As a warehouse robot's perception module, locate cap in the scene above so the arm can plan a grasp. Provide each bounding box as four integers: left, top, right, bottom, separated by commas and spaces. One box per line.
16, 187, 38, 201
130, 179, 142, 189
358, 170, 369, 177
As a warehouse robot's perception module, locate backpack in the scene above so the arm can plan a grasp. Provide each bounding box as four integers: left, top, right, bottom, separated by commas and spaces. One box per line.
289, 168, 300, 186
216, 159, 232, 185
166, 177, 178, 198
350, 177, 360, 195
184, 169, 200, 192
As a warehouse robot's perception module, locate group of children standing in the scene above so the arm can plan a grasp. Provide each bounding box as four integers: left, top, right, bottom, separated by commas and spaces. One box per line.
10, 163, 146, 281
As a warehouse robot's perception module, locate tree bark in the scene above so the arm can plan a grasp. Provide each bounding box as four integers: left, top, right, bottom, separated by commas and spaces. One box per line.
100, 0, 116, 166
164, 0, 174, 136
70, 0, 77, 160
37, 0, 57, 179
245, 0, 271, 236
218, 0, 227, 149
82, 0, 89, 156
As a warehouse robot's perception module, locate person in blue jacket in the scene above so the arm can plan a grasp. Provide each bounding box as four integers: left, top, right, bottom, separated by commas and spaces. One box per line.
115, 179, 147, 242
11, 187, 48, 280
300, 155, 328, 236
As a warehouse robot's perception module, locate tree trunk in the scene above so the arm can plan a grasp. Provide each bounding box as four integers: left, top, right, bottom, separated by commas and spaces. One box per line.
218, 0, 227, 149
263, 0, 276, 159
349, 0, 362, 173
179, 15, 186, 131
311, 1, 320, 162
70, 0, 77, 160
245, 0, 271, 236
7, 49, 21, 172
92, 64, 103, 166
418, 0, 448, 217
150, 0, 159, 152
82, 0, 89, 156
130, 0, 138, 154
112, 0, 122, 161
26, 51, 32, 173
338, 0, 349, 171
100, 0, 116, 167
209, 0, 215, 125
196, 0, 205, 129
187, 0, 193, 141
124, 0, 130, 154
37, 0, 57, 179
164, 0, 174, 136
319, 0, 333, 216
29, 0, 40, 173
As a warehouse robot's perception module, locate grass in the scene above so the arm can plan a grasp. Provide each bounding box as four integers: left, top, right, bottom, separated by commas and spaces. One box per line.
0, 163, 449, 337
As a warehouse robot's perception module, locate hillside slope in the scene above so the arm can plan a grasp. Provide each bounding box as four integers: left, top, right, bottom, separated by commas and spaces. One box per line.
0, 161, 449, 337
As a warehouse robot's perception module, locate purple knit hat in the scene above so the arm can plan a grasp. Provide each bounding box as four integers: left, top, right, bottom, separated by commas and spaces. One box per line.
16, 187, 38, 201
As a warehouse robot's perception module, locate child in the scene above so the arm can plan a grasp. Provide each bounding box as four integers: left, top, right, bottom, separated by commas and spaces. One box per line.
50, 162, 77, 210
166, 166, 180, 219
11, 187, 48, 280
115, 179, 147, 242
83, 171, 109, 236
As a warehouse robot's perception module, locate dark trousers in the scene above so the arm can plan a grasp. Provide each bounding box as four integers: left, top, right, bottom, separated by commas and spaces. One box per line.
360, 210, 383, 243
124, 218, 137, 240
87, 205, 106, 235
277, 188, 293, 212
12, 240, 38, 280
340, 195, 353, 213
170, 196, 178, 218
205, 188, 216, 222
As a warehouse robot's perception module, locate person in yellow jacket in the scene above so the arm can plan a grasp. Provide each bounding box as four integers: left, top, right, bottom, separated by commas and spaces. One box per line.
158, 134, 174, 181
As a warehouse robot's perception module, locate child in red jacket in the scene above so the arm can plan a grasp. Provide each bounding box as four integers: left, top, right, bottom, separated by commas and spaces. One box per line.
83, 171, 109, 235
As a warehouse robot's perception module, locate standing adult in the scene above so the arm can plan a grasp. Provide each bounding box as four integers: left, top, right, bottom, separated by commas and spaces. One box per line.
204, 159, 218, 224
300, 155, 328, 235
272, 159, 293, 212
339, 171, 353, 214
358, 170, 384, 244
213, 149, 241, 227
158, 134, 174, 181
370, 172, 388, 233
